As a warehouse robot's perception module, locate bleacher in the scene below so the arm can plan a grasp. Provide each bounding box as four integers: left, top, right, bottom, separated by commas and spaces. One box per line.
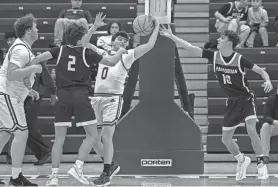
207, 0, 278, 159
0, 0, 138, 157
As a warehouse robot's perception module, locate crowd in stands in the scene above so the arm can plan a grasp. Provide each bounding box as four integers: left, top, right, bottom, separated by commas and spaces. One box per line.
214, 0, 278, 48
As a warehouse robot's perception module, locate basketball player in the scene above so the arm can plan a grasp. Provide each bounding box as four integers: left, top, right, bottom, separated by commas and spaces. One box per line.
0, 14, 42, 186
89, 17, 160, 186
160, 26, 272, 180
29, 22, 128, 186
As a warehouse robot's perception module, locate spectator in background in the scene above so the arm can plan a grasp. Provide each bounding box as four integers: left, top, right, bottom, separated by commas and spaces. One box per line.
260, 85, 278, 164
4, 31, 17, 48
214, 0, 251, 48
54, 0, 93, 46
275, 15, 278, 47
97, 20, 123, 51
246, 0, 269, 47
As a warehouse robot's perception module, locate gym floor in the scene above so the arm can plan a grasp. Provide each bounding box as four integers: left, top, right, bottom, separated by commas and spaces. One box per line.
0, 162, 278, 186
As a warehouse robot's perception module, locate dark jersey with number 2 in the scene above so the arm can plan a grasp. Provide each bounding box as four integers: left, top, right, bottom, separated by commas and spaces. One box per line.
202, 49, 254, 97
50, 45, 103, 90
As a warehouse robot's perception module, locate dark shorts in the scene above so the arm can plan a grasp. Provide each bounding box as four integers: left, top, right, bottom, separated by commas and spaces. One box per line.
223, 95, 257, 131
54, 87, 96, 127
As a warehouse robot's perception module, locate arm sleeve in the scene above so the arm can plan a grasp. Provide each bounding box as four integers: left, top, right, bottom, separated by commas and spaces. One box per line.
240, 56, 254, 70
49, 47, 61, 60
201, 49, 215, 63
218, 3, 232, 15
85, 48, 103, 67
9, 46, 30, 68
264, 96, 275, 124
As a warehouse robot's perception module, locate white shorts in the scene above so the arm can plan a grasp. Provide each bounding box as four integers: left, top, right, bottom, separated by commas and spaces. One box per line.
90, 95, 123, 129
0, 93, 27, 133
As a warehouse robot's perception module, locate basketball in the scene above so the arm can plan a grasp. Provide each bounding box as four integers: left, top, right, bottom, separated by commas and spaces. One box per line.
133, 15, 154, 36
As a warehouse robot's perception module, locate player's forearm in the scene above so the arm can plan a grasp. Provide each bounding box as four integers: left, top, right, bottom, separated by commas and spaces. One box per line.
31, 52, 53, 65
82, 25, 98, 44
7, 66, 37, 81
101, 51, 125, 66
260, 69, 271, 82
170, 34, 202, 57
41, 62, 57, 95
146, 23, 160, 48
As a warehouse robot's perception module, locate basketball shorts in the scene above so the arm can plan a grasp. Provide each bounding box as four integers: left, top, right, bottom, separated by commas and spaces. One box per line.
222, 95, 257, 131
55, 87, 97, 127
90, 95, 123, 129
0, 93, 27, 133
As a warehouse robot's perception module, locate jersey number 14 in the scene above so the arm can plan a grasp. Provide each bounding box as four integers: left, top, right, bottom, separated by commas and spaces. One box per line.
222, 74, 232, 84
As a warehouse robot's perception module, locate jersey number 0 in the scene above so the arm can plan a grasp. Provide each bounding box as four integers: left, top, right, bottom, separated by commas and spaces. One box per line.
101, 67, 109, 79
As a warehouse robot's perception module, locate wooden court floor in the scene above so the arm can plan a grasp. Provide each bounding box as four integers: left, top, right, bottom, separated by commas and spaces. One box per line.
0, 162, 278, 186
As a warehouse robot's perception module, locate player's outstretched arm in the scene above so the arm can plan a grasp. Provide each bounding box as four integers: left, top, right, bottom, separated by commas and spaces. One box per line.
251, 65, 273, 93
82, 12, 106, 45
133, 16, 160, 60
30, 51, 53, 65
160, 24, 203, 57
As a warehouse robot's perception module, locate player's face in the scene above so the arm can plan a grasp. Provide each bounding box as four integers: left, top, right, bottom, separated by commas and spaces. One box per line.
71, 0, 82, 8
6, 37, 16, 47
113, 36, 129, 50
110, 23, 120, 36
30, 22, 39, 41
217, 35, 231, 50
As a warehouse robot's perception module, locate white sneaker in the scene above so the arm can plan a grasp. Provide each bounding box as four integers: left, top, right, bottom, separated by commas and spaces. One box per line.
257, 163, 269, 180
236, 156, 251, 181
67, 164, 89, 185
46, 174, 59, 186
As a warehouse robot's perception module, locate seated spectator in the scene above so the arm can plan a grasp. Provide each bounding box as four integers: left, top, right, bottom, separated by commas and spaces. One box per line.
260, 85, 278, 163
4, 31, 17, 48
246, 0, 269, 47
96, 20, 122, 51
214, 0, 251, 48
275, 15, 278, 47
54, 0, 93, 46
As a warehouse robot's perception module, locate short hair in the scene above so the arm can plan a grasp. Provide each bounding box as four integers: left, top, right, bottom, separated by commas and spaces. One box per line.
4, 31, 17, 40
111, 31, 129, 42
14, 13, 37, 38
65, 23, 87, 45
107, 20, 122, 35
222, 30, 240, 49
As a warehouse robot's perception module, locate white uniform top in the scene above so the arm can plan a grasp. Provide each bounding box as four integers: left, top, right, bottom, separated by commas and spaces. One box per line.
0, 38, 35, 101
94, 49, 136, 95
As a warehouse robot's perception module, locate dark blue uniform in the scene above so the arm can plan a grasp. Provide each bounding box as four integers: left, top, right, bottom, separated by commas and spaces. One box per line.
50, 46, 103, 127
203, 49, 257, 130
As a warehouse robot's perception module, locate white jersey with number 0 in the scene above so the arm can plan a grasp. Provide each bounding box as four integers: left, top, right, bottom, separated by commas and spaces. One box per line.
94, 49, 136, 95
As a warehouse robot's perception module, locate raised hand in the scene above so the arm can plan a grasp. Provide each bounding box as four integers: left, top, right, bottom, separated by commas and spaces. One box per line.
159, 24, 173, 38
94, 12, 106, 28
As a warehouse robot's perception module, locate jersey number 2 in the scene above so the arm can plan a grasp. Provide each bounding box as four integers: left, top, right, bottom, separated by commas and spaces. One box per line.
68, 55, 76, 71
222, 74, 232, 84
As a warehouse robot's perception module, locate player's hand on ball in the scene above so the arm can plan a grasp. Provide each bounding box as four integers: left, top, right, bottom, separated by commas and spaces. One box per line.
28, 89, 40, 101
94, 12, 106, 28
262, 81, 273, 93
50, 94, 58, 106
159, 24, 173, 38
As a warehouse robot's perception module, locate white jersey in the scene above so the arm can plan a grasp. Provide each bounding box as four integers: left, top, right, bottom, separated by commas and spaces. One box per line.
94, 49, 136, 95
0, 38, 35, 102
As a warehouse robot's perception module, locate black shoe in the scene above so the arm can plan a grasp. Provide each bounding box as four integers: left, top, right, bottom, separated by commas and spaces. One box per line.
109, 162, 120, 179
6, 154, 12, 164
9, 172, 38, 186
34, 152, 51, 166
91, 172, 110, 186
0, 179, 5, 186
